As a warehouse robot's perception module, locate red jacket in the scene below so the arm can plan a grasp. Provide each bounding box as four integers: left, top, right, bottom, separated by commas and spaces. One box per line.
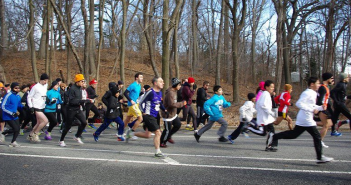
181, 82, 195, 105
274, 91, 291, 113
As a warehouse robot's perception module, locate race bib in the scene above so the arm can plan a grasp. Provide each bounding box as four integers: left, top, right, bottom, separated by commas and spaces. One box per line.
155, 104, 160, 111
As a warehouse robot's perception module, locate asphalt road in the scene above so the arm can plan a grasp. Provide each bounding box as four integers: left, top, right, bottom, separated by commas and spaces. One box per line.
0, 125, 350, 185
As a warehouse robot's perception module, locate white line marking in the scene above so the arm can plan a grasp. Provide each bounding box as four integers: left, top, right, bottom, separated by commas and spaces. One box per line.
162, 157, 180, 165
0, 152, 350, 174
8, 145, 351, 163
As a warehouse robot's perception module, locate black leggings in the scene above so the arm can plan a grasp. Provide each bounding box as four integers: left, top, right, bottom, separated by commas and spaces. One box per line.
21, 108, 37, 129
2, 119, 20, 143
247, 123, 275, 146
44, 112, 58, 132
229, 122, 245, 140
161, 117, 181, 144
331, 104, 351, 132
85, 103, 100, 121
60, 107, 87, 141
180, 105, 197, 130
271, 125, 322, 160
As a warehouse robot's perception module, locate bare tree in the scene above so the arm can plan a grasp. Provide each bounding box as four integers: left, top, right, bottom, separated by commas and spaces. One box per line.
29, 0, 38, 82
215, 0, 225, 85
97, 0, 106, 82
0, 0, 8, 57
120, 0, 128, 91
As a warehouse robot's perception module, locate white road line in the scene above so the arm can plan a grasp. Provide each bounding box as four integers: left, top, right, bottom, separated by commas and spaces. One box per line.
162, 156, 180, 165
6, 145, 351, 163
0, 152, 350, 175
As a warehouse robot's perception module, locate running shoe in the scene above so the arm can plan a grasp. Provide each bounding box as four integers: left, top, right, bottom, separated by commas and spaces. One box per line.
194, 133, 200, 143
82, 129, 87, 133
125, 129, 131, 143
316, 155, 334, 163
9, 141, 20, 147
44, 131, 52, 140
242, 132, 250, 138
330, 131, 342, 137
74, 137, 84, 144
218, 136, 228, 142
111, 122, 117, 127
59, 130, 63, 133
199, 123, 205, 127
185, 127, 194, 131
27, 134, 33, 142
167, 138, 175, 144
131, 136, 138, 140
59, 141, 66, 147
69, 129, 72, 133
20, 129, 24, 136
227, 135, 234, 144
32, 133, 41, 142
117, 136, 125, 141
321, 141, 329, 148
88, 123, 97, 129
155, 152, 166, 158
265, 146, 277, 152
93, 133, 99, 142
160, 143, 167, 148
0, 134, 5, 142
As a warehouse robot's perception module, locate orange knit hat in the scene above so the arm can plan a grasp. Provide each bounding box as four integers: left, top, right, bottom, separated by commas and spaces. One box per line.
74, 74, 85, 82
0, 82, 3, 88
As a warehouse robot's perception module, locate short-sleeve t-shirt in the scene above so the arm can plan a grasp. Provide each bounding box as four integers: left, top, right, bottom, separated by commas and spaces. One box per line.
126, 81, 141, 106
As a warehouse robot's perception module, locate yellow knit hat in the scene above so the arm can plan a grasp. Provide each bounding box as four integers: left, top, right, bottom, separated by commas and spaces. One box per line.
0, 82, 3, 88
74, 74, 85, 82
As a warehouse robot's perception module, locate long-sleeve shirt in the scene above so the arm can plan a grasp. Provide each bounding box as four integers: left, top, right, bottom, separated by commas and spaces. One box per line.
256, 91, 275, 125
161, 87, 184, 121
27, 83, 48, 109
330, 82, 351, 106
274, 91, 291, 113
196, 87, 208, 107
44, 89, 63, 113
239, 101, 256, 122
295, 88, 324, 127
1, 91, 23, 121
182, 82, 195, 105
204, 94, 231, 121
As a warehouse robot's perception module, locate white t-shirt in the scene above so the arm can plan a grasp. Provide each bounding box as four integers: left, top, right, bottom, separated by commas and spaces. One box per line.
27, 83, 48, 109
295, 88, 324, 127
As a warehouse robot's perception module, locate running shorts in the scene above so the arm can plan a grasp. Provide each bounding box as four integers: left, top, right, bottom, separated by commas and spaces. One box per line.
126, 104, 142, 117
143, 114, 159, 132
278, 111, 287, 119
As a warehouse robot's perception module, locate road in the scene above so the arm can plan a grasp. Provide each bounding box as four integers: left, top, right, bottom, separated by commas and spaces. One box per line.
0, 126, 350, 185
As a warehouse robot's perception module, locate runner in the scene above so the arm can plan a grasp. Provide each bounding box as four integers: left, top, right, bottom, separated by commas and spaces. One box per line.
194, 85, 231, 143
267, 77, 334, 164
160, 78, 186, 147
43, 81, 62, 140
27, 73, 50, 142
227, 93, 256, 144
316, 72, 334, 148
181, 77, 197, 131
0, 82, 24, 147
247, 80, 276, 150
93, 85, 125, 142
124, 72, 143, 141
196, 81, 210, 127
330, 73, 351, 136
273, 84, 293, 130
86, 79, 100, 129
0, 82, 7, 133
134, 76, 166, 157
59, 74, 93, 147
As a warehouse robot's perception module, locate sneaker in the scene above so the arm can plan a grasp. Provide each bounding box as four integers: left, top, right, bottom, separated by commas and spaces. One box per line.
227, 135, 234, 144
167, 138, 175, 144
218, 136, 228, 142
9, 141, 20, 147
321, 141, 329, 148
265, 146, 278, 152
194, 130, 198, 133
185, 127, 194, 131
82, 129, 87, 133
69, 129, 72, 133
26, 134, 33, 142
199, 123, 205, 127
93, 133, 99, 142
160, 143, 167, 148
32, 133, 41, 142
131, 136, 138, 140
20, 129, 24, 136
59, 141, 66, 147
330, 131, 342, 137
267, 132, 274, 147
242, 132, 250, 138
316, 155, 334, 163
74, 137, 84, 144
88, 123, 97, 129
0, 134, 5, 142
44, 131, 52, 140
194, 133, 200, 143
155, 152, 166, 158
111, 122, 116, 127
59, 130, 63, 133
117, 136, 125, 141
125, 129, 131, 143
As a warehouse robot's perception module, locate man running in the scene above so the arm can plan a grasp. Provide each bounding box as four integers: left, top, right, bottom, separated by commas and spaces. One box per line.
196, 81, 210, 127
86, 79, 100, 129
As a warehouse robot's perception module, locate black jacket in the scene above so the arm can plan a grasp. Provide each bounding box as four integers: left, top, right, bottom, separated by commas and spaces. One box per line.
331, 82, 351, 106
68, 84, 90, 109
102, 90, 121, 119
86, 86, 98, 100
196, 87, 207, 107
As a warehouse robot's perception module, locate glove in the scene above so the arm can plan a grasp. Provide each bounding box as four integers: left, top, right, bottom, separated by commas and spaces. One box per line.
11, 112, 19, 117
290, 103, 293, 106
193, 84, 197, 91
50, 99, 57, 104
242, 118, 247, 122
30, 107, 35, 114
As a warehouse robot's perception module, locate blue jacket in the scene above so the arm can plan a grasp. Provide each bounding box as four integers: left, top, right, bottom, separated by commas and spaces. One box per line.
1, 91, 23, 121
44, 89, 63, 113
204, 94, 231, 121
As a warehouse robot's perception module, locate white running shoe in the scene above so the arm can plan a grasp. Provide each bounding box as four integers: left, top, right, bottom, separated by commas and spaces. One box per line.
0, 134, 5, 142
74, 137, 84, 144
321, 141, 329, 148
316, 155, 334, 163
9, 141, 20, 147
131, 136, 138, 140
59, 141, 66, 147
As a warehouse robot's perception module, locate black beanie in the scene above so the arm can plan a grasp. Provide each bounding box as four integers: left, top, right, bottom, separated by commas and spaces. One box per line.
108, 82, 117, 90
40, 73, 49, 80
247, 93, 256, 100
11, 82, 19, 91
171, 78, 181, 88
56, 78, 62, 82
49, 81, 58, 90
322, 73, 333, 81
143, 85, 151, 90
111, 86, 120, 96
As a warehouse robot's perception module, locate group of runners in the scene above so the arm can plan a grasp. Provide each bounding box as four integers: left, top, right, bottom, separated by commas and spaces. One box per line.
0, 71, 350, 162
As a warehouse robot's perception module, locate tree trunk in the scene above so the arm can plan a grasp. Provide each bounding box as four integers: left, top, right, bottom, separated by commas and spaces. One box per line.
38, 4, 48, 59
120, 0, 128, 92
215, 0, 224, 85
66, 0, 73, 83
223, 3, 230, 83
88, 0, 96, 79
162, 0, 170, 89
81, 0, 89, 79
191, 0, 199, 77
97, 0, 105, 82
272, 0, 284, 94
0, 0, 8, 57
29, 0, 38, 82
45, 0, 52, 77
